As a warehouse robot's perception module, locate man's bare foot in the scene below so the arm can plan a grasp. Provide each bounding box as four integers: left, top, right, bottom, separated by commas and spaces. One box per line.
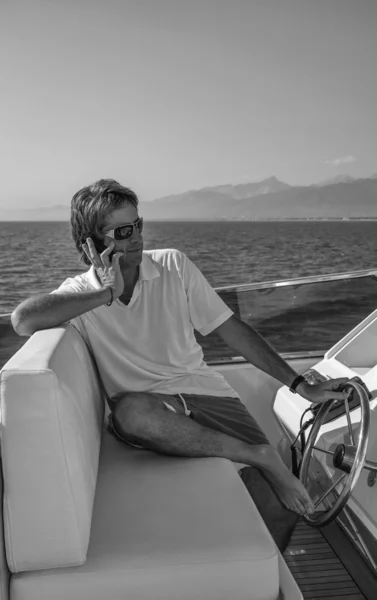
267, 470, 315, 516
255, 445, 315, 516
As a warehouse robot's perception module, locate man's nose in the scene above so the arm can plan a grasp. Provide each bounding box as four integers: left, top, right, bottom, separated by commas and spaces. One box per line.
131, 227, 142, 241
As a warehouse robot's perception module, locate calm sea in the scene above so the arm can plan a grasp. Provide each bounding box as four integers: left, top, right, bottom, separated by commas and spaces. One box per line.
0, 220, 376, 315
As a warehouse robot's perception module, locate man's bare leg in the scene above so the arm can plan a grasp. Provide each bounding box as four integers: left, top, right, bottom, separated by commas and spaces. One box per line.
112, 393, 315, 516
239, 466, 299, 551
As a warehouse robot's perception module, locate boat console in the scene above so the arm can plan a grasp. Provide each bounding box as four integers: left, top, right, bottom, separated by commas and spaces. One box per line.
274, 308, 377, 564
275, 307, 377, 435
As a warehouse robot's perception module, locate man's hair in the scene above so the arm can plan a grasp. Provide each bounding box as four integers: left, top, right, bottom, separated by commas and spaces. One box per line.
70, 178, 139, 266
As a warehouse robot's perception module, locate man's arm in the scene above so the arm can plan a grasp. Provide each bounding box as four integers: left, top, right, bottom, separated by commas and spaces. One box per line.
12, 238, 124, 337
214, 314, 298, 388
12, 289, 112, 336
214, 314, 349, 403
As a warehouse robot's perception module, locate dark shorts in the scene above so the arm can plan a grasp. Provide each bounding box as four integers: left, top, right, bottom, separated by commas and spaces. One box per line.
107, 392, 270, 449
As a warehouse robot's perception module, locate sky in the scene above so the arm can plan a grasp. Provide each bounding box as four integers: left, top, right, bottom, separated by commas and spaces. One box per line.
1, 0, 377, 209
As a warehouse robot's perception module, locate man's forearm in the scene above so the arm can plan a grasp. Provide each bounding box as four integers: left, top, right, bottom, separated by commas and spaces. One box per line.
11, 288, 111, 336
219, 316, 299, 387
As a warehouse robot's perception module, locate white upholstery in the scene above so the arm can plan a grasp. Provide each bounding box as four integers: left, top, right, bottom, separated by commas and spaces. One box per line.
0, 458, 10, 600
0, 326, 104, 572
0, 324, 304, 599
10, 427, 279, 600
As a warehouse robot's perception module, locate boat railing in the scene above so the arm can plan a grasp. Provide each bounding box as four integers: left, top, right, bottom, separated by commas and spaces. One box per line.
1, 268, 377, 367
201, 267, 377, 363
215, 267, 377, 292
1, 267, 376, 320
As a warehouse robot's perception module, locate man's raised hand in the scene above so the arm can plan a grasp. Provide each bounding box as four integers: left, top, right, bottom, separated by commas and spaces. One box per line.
82, 238, 125, 299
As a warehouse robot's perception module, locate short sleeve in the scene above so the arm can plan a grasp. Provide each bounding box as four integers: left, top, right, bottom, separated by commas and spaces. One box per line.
181, 254, 233, 336
49, 277, 89, 340
50, 276, 88, 295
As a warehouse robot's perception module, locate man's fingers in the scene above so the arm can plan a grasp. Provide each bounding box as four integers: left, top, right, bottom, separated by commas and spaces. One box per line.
330, 378, 350, 388
101, 241, 114, 257
324, 377, 360, 399
112, 252, 124, 265
101, 241, 115, 266
322, 378, 353, 394
324, 390, 349, 401
86, 238, 102, 268
82, 241, 98, 267
82, 242, 90, 260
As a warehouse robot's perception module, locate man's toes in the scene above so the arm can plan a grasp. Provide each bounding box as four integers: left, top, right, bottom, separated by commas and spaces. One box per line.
303, 497, 315, 515
294, 501, 307, 516
287, 496, 309, 515
282, 498, 305, 516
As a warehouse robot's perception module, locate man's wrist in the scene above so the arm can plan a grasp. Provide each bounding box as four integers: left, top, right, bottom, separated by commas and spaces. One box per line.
99, 287, 113, 305
289, 374, 306, 394
106, 287, 114, 306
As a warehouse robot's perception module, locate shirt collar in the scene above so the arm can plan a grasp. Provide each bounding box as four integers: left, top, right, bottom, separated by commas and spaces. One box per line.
86, 251, 160, 289
139, 252, 160, 282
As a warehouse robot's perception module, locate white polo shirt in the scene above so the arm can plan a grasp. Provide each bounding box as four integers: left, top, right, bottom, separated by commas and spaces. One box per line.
51, 248, 238, 400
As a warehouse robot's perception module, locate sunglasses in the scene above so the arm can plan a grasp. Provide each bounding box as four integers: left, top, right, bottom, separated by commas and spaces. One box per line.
104, 217, 144, 241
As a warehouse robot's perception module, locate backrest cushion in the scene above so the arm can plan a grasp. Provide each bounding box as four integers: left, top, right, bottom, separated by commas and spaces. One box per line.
0, 325, 104, 572
0, 457, 10, 600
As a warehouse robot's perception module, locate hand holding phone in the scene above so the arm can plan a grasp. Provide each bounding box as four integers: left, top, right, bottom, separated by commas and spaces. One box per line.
92, 237, 114, 259
82, 238, 125, 299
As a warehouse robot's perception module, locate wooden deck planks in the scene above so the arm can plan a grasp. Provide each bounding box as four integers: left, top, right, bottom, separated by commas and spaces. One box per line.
283, 518, 366, 600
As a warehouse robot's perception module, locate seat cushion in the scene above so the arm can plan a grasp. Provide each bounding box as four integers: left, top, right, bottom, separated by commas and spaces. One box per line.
11, 427, 279, 600
0, 326, 104, 572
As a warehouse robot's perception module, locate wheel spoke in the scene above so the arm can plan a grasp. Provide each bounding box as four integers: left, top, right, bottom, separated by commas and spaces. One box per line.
314, 473, 347, 509
344, 398, 355, 446
312, 445, 334, 457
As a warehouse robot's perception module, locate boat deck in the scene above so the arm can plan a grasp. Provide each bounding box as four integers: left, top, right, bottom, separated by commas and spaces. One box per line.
284, 519, 367, 599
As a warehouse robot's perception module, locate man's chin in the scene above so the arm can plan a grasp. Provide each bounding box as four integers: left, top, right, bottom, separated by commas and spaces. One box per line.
120, 246, 143, 262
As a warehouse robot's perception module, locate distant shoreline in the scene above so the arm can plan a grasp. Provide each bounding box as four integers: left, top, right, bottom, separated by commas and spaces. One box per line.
1, 218, 377, 224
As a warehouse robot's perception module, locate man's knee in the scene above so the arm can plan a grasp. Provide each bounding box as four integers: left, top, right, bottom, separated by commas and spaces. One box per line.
112, 392, 160, 438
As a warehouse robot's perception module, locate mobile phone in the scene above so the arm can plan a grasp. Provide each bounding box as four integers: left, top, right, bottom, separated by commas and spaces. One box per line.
92, 237, 115, 259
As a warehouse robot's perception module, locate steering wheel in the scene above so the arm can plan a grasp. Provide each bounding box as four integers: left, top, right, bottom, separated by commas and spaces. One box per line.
299, 381, 371, 527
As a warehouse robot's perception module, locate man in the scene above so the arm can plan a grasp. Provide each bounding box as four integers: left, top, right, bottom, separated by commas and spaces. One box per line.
12, 179, 349, 551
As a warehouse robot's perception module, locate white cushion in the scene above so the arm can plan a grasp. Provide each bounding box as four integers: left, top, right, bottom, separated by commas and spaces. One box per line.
10, 428, 280, 600
0, 326, 104, 572
0, 458, 10, 600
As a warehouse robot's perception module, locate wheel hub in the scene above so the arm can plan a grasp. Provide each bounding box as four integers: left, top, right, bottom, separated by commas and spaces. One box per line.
333, 443, 356, 474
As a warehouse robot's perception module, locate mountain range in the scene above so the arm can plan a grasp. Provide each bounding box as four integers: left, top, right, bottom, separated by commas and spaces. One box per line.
1, 174, 377, 221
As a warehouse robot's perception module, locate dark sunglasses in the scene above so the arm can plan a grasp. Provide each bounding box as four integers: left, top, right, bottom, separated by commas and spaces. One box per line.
105, 217, 144, 241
